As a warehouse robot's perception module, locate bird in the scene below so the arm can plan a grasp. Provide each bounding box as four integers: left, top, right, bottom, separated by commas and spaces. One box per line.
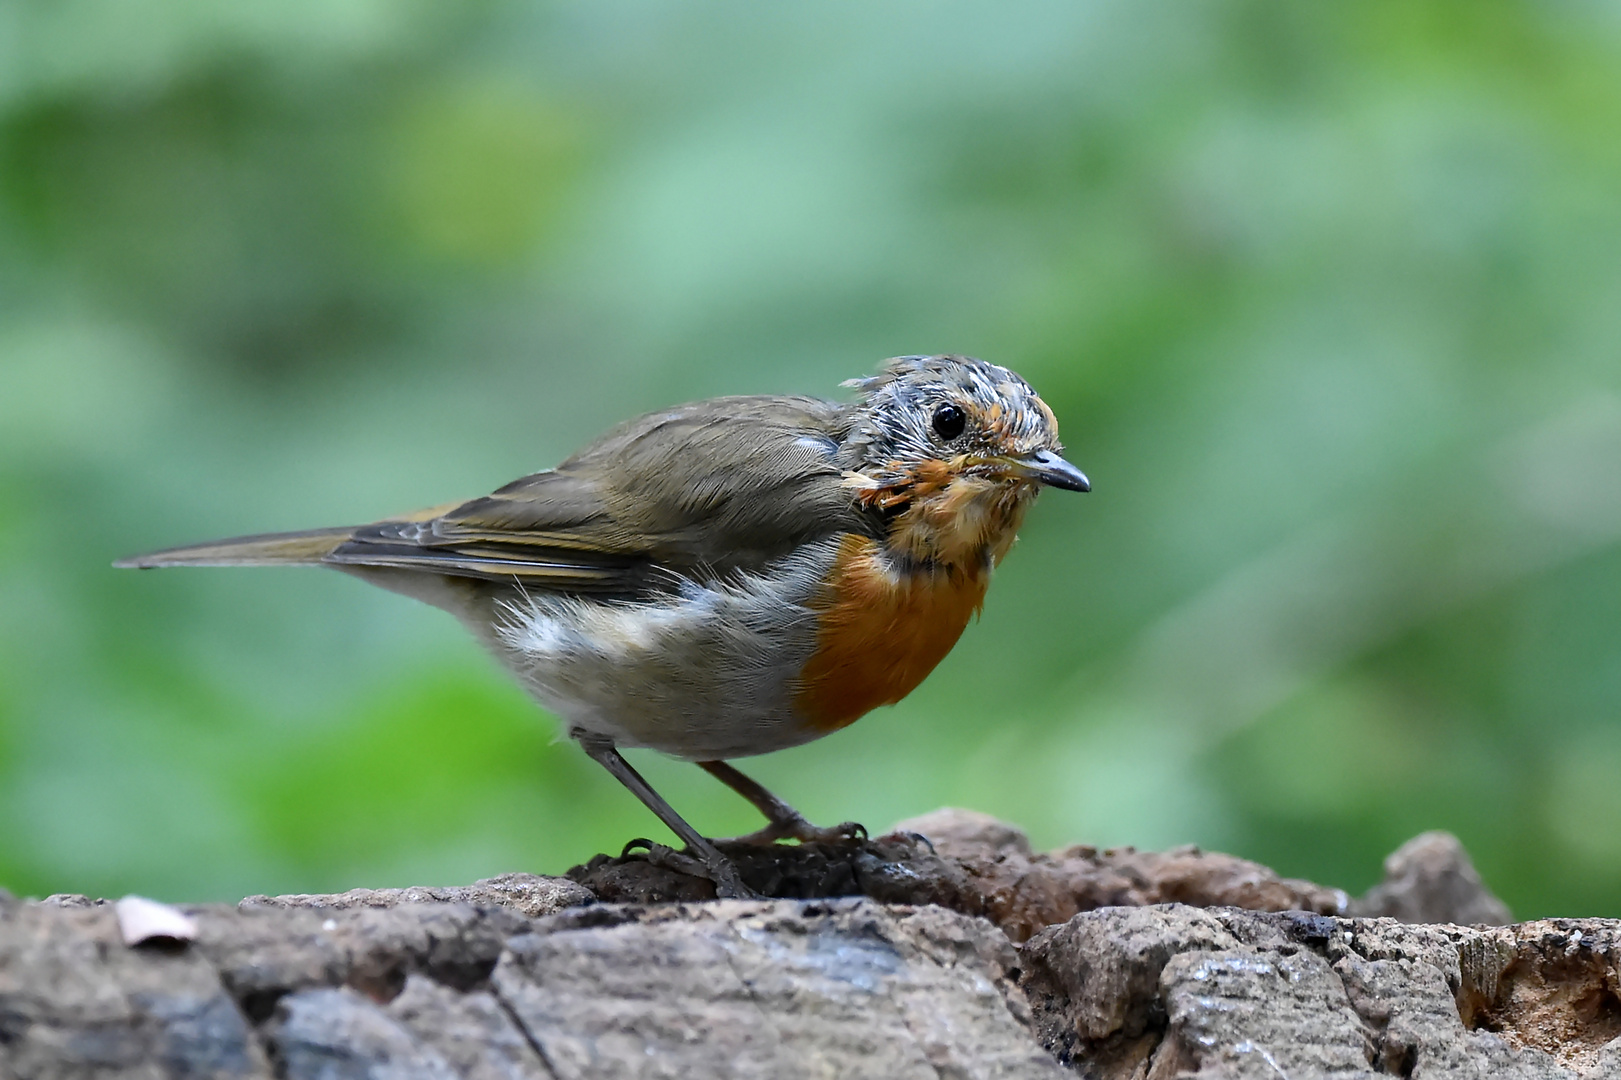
118, 354, 1089, 898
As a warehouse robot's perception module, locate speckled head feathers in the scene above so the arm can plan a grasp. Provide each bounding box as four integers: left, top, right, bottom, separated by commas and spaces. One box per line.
840, 354, 1063, 479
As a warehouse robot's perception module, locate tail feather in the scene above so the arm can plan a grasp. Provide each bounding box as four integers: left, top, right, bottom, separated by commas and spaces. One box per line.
115, 526, 356, 569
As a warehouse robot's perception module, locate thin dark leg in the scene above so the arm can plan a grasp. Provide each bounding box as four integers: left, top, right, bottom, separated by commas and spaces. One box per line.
575, 734, 754, 899
696, 760, 803, 824
697, 760, 865, 845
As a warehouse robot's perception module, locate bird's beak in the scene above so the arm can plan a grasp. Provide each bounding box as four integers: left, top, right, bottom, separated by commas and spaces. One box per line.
1007, 449, 1091, 492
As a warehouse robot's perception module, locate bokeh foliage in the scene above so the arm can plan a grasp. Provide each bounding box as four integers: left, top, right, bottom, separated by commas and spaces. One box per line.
2, 1, 1620, 916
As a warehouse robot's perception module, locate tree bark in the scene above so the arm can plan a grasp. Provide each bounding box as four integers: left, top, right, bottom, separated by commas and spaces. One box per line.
2, 810, 1615, 1079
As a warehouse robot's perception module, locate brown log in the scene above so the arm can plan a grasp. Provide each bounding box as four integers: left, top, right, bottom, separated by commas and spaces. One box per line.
3, 810, 1615, 1079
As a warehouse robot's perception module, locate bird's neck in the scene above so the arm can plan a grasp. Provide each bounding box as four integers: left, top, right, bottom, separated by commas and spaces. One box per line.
880, 478, 1033, 574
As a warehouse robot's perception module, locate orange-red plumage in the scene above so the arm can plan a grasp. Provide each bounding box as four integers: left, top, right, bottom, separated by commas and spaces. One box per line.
795, 534, 989, 732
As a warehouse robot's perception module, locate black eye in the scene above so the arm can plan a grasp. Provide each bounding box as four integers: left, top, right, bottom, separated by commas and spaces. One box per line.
931, 403, 967, 441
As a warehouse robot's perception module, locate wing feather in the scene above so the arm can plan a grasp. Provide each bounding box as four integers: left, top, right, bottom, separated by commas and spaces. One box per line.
321, 395, 873, 596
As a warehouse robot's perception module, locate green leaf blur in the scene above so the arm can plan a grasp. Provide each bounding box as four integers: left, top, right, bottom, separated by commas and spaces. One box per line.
2, 1, 1619, 916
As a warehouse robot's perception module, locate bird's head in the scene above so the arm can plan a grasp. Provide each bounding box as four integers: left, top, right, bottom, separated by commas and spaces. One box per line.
840, 355, 1088, 570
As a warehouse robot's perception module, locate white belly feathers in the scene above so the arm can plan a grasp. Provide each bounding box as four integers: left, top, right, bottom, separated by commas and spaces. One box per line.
490, 536, 845, 760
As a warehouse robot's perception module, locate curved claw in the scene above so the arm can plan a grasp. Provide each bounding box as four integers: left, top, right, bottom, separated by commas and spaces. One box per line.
619, 839, 758, 900
897, 830, 936, 855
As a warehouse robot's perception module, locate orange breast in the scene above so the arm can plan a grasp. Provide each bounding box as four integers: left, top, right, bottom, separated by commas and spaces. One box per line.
794, 534, 989, 732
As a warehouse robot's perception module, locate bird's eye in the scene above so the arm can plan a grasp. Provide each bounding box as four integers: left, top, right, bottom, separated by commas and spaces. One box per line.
931, 403, 967, 441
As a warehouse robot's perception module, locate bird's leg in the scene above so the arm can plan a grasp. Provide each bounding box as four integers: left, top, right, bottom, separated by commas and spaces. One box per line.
574, 733, 756, 900
697, 760, 866, 846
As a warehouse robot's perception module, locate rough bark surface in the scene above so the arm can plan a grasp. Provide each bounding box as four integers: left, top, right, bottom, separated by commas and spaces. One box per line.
2, 810, 1617, 1079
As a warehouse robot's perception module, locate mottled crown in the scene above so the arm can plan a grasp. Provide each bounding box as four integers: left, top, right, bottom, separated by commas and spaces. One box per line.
840, 354, 1061, 473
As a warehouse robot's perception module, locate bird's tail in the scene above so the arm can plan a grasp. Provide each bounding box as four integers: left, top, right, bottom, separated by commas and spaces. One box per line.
114, 526, 357, 569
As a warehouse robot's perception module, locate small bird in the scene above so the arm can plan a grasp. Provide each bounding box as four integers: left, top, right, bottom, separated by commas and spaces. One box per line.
119, 354, 1088, 898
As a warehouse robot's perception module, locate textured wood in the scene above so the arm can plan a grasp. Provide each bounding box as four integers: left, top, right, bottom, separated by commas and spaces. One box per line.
3, 815, 1616, 1079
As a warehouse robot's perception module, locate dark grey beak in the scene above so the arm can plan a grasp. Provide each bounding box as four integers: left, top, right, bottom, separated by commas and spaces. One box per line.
1013, 449, 1091, 492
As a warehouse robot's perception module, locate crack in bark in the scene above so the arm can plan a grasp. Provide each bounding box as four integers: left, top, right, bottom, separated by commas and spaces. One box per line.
488, 977, 564, 1080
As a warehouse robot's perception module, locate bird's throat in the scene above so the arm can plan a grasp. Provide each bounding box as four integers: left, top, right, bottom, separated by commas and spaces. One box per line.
881, 477, 1032, 572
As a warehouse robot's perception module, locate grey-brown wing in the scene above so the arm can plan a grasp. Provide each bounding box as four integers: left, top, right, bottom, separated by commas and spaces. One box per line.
323, 395, 872, 594
323, 469, 643, 592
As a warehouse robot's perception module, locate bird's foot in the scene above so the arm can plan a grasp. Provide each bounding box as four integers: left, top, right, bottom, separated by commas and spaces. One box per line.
721, 816, 867, 847
620, 838, 758, 900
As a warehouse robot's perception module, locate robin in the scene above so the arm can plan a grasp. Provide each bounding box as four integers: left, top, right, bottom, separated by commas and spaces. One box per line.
119, 354, 1089, 898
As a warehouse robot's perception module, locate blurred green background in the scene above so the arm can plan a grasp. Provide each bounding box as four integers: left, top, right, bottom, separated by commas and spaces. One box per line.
3, 0, 1620, 917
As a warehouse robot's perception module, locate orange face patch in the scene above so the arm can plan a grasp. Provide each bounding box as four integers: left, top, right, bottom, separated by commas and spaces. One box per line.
794, 534, 989, 732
